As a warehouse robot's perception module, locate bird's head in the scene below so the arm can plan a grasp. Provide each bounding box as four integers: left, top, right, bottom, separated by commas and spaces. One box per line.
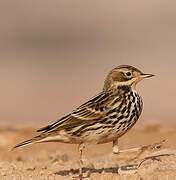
103, 65, 154, 92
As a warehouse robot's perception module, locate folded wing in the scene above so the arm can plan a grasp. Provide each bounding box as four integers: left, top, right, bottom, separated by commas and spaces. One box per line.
37, 91, 114, 133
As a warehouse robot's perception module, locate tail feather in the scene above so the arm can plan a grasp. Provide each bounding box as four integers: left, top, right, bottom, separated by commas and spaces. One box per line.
12, 134, 46, 150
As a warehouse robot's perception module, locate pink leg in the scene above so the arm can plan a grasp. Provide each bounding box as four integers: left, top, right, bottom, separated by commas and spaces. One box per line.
113, 139, 140, 154
113, 139, 166, 156
73, 144, 85, 179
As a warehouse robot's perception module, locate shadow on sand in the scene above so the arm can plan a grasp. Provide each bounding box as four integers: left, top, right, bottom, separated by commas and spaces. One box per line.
55, 153, 173, 177
56, 166, 119, 176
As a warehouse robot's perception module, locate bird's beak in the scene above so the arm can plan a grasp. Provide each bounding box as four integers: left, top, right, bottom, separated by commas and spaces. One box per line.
139, 73, 155, 79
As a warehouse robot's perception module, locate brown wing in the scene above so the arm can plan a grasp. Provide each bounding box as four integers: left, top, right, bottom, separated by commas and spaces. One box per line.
37, 92, 114, 133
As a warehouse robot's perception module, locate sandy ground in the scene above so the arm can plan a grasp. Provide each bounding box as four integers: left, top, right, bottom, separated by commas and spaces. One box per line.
0, 123, 176, 180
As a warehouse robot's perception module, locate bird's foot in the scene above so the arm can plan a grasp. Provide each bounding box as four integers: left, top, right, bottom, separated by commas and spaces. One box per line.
130, 139, 167, 161
113, 139, 167, 159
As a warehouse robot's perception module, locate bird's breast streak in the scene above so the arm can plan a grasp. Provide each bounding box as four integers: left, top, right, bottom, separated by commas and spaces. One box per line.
111, 90, 143, 137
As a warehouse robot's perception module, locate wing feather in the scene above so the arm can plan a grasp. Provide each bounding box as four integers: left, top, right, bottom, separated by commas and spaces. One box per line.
37, 91, 115, 133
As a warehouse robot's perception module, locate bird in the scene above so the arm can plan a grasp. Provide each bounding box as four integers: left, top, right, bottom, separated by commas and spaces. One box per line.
13, 65, 154, 178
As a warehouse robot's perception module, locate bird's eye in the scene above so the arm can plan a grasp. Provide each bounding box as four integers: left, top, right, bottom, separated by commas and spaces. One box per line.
125, 72, 131, 76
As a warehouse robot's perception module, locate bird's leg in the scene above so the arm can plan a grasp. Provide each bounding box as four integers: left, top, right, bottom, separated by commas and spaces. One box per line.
113, 139, 166, 157
112, 139, 120, 154
113, 139, 140, 154
112, 139, 139, 154
113, 139, 146, 155
79, 144, 84, 178
73, 144, 85, 179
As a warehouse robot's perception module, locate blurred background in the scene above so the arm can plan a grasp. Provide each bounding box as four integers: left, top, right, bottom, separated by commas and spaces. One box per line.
0, 0, 176, 127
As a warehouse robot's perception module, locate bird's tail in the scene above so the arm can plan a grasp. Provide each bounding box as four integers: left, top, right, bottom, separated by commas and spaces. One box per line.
12, 133, 47, 150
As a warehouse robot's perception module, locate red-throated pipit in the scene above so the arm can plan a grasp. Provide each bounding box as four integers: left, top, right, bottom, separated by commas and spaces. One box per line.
13, 65, 154, 178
